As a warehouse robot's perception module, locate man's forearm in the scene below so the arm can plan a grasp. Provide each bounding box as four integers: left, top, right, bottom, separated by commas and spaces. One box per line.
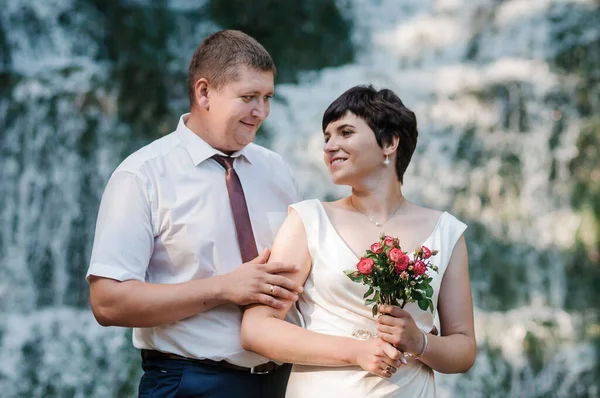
90, 276, 230, 327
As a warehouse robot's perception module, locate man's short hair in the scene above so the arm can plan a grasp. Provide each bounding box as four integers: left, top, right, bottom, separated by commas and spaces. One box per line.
322, 85, 418, 184
187, 30, 276, 108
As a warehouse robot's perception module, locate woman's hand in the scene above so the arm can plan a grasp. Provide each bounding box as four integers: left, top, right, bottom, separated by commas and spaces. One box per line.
377, 305, 425, 357
353, 338, 404, 378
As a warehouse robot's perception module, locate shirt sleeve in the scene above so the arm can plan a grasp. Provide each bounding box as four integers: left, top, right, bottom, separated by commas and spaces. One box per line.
86, 170, 155, 282
286, 161, 299, 203
279, 158, 299, 203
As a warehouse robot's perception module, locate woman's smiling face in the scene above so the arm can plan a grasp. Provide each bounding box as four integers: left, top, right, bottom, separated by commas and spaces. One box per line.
323, 112, 389, 186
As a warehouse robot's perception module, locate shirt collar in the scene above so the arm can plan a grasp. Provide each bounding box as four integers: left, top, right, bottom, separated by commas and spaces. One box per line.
175, 113, 256, 166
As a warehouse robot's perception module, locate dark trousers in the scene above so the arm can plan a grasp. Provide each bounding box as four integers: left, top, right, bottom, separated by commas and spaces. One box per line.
138, 357, 292, 398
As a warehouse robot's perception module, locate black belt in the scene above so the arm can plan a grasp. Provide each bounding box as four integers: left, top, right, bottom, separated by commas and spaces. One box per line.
141, 349, 280, 374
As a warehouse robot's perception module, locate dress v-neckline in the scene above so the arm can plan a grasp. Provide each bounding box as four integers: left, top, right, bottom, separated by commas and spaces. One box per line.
316, 200, 446, 261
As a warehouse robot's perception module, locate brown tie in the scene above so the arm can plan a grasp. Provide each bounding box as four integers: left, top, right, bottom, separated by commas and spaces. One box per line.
212, 155, 259, 263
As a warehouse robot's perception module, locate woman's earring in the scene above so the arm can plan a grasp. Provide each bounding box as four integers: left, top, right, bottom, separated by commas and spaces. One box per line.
383, 154, 391, 166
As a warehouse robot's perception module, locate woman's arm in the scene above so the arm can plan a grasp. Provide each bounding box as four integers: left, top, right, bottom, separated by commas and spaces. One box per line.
377, 235, 476, 374
241, 209, 402, 378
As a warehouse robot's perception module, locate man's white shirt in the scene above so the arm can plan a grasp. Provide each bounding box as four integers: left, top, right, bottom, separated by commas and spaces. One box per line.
87, 114, 299, 367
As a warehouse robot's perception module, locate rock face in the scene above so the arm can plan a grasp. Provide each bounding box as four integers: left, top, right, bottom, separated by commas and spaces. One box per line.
0, 0, 598, 397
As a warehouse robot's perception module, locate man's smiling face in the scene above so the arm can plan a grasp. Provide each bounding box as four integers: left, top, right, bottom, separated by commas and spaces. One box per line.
204, 65, 274, 152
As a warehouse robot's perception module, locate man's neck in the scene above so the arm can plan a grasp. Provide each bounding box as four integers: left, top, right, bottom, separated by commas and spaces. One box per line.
185, 111, 209, 141
184, 111, 236, 156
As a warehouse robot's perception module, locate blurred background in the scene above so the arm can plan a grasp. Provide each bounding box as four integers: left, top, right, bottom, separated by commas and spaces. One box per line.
1, 0, 599, 397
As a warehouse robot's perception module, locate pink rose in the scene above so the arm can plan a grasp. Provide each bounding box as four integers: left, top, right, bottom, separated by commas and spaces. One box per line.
383, 236, 395, 247
400, 271, 409, 280
388, 248, 403, 262
414, 260, 427, 276
357, 257, 375, 275
422, 246, 432, 259
370, 242, 383, 254
393, 254, 410, 274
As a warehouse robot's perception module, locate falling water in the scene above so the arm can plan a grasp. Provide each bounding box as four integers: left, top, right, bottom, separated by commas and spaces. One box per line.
1, 0, 598, 396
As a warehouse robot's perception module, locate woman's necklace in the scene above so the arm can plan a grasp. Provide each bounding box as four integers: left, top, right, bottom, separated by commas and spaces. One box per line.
349, 197, 405, 228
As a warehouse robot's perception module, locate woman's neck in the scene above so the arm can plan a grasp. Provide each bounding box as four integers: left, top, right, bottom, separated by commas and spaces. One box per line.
347, 183, 409, 225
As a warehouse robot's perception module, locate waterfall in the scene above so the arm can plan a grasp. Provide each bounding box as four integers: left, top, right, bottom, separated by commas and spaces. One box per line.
0, 0, 598, 396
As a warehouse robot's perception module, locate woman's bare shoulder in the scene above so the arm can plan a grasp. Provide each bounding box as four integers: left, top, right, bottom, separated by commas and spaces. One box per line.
406, 202, 444, 221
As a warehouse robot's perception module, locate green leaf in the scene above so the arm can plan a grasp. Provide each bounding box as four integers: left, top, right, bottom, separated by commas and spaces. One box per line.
428, 300, 434, 313
418, 299, 429, 311
363, 286, 374, 298
426, 285, 434, 298
372, 304, 379, 317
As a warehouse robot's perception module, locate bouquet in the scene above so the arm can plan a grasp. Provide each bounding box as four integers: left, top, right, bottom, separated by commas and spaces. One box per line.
345, 234, 439, 317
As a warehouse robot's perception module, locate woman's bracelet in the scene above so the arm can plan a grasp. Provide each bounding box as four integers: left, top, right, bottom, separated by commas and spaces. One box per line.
406, 328, 428, 360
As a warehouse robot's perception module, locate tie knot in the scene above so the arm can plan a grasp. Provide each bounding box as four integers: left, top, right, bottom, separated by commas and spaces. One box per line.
212, 155, 235, 170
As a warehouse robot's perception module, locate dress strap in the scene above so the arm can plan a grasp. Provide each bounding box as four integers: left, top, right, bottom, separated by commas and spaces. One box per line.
289, 199, 321, 250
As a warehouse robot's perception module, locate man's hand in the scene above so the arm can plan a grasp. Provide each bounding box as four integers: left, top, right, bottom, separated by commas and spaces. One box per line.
221, 248, 304, 309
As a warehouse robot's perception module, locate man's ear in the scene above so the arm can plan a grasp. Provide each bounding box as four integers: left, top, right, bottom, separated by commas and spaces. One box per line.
194, 78, 210, 110
383, 136, 400, 156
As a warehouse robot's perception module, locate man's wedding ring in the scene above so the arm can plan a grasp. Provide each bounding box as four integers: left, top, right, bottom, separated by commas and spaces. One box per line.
269, 285, 274, 295
385, 365, 394, 374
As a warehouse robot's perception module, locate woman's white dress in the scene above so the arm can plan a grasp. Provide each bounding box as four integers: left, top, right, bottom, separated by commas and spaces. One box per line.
285, 199, 467, 398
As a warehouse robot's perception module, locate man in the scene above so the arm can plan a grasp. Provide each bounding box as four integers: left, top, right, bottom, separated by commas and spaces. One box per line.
87, 30, 303, 398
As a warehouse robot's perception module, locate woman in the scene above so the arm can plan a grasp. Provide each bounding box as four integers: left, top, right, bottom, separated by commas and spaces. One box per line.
241, 85, 476, 397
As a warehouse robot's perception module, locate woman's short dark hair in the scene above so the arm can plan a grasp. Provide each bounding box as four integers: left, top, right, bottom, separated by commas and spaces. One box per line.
322, 85, 418, 184
187, 30, 276, 108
